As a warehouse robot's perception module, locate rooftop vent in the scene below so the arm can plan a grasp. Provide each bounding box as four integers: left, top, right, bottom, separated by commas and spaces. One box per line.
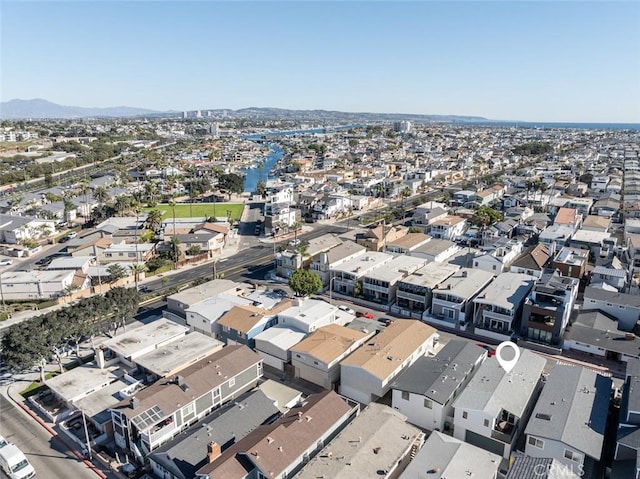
535, 413, 553, 421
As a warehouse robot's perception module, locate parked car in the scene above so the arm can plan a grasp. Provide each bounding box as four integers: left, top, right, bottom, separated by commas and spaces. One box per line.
0, 259, 13, 266
476, 343, 496, 356
66, 231, 78, 239
356, 311, 374, 320
138, 286, 152, 293
379, 317, 395, 326
338, 305, 356, 315
289, 239, 301, 246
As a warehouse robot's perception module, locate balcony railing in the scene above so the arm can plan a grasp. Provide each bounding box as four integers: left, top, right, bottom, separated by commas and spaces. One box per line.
491, 421, 515, 443
145, 420, 177, 446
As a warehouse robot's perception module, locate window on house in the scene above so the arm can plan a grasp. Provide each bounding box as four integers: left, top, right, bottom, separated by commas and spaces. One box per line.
462, 411, 468, 419
402, 391, 410, 401
492, 265, 497, 270
564, 449, 582, 463
229, 377, 235, 388
424, 399, 432, 409
484, 419, 490, 427
528, 436, 544, 449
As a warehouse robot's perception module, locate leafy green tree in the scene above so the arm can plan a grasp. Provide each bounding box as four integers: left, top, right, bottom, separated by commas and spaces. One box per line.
106, 263, 127, 285
217, 173, 244, 198
470, 206, 503, 229
288, 269, 322, 297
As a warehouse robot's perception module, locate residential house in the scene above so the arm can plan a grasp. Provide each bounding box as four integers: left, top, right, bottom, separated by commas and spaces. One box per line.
164, 279, 246, 324
361, 255, 427, 305
429, 215, 466, 241
0, 213, 56, 244
553, 207, 582, 232
563, 310, 640, 364
592, 196, 620, 218
217, 301, 289, 348
356, 224, 409, 252
297, 403, 425, 479
473, 272, 536, 342
591, 257, 629, 291
552, 247, 589, 279
102, 241, 155, 263
340, 319, 439, 405
411, 201, 448, 231
452, 350, 546, 463
394, 263, 459, 318
186, 293, 256, 338
0, 269, 88, 300
428, 268, 495, 328
614, 358, 640, 478
290, 324, 374, 390
524, 365, 612, 479
410, 238, 460, 263
194, 391, 359, 479
110, 345, 263, 455
582, 215, 611, 233
538, 224, 575, 248
310, 240, 367, 285
582, 287, 640, 332
330, 251, 394, 297
275, 250, 303, 279
277, 298, 353, 333
166, 233, 223, 258
510, 244, 551, 278
148, 390, 280, 479
520, 271, 579, 347
473, 239, 524, 274
391, 341, 486, 431
385, 232, 432, 255
570, 229, 615, 259
399, 431, 501, 479
252, 325, 307, 371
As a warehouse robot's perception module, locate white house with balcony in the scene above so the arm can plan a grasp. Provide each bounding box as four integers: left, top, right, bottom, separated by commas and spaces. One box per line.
360, 255, 427, 306
394, 263, 459, 318
429, 215, 466, 241
472, 272, 536, 342
452, 350, 546, 464
427, 268, 495, 329
330, 251, 394, 297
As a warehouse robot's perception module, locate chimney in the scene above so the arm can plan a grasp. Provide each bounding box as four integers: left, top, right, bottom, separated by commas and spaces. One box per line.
207, 441, 221, 463
96, 346, 105, 369
176, 375, 184, 387
130, 397, 140, 410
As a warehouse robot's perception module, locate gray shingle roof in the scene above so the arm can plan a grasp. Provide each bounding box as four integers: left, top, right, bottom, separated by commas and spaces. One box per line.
148, 390, 280, 479
506, 457, 580, 479
391, 341, 486, 405
453, 350, 545, 418
584, 287, 640, 308
525, 365, 611, 460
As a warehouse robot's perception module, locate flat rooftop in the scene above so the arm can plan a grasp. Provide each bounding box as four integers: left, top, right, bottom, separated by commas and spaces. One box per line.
398, 263, 459, 289
332, 251, 393, 277
362, 255, 427, 283
475, 272, 535, 310
297, 403, 423, 479
134, 332, 224, 377
102, 318, 189, 360
46, 362, 122, 403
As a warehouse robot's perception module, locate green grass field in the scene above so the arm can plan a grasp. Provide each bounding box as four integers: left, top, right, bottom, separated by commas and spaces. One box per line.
145, 203, 244, 220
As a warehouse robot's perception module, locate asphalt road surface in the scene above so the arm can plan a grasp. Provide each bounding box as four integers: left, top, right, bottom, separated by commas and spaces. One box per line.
0, 393, 112, 479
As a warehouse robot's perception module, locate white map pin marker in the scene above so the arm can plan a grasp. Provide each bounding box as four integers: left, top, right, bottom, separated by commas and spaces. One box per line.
495, 341, 520, 373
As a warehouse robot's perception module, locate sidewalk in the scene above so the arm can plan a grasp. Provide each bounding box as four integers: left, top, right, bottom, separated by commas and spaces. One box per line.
3, 381, 127, 479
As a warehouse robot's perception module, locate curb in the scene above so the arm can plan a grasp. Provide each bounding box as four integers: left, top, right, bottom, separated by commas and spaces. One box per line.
6, 387, 109, 479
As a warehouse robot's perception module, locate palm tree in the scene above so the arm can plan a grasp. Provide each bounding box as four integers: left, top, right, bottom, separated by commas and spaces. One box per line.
93, 186, 109, 206
145, 209, 164, 233
168, 198, 177, 236
129, 263, 147, 290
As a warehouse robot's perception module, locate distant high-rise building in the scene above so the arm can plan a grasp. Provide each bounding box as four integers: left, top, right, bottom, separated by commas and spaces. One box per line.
393, 120, 412, 133
206, 110, 213, 117
182, 111, 188, 119
209, 122, 219, 137
195, 110, 202, 118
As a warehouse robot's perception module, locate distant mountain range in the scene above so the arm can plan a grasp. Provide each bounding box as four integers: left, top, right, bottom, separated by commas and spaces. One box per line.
0, 98, 490, 123
0, 99, 160, 119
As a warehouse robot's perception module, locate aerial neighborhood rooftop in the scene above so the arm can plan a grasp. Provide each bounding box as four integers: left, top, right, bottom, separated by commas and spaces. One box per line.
1, 118, 639, 478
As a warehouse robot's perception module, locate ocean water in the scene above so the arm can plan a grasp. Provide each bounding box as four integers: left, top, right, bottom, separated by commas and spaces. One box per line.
464, 121, 640, 130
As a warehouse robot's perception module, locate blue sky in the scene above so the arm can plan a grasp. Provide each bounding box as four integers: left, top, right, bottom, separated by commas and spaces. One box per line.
2, 1, 639, 122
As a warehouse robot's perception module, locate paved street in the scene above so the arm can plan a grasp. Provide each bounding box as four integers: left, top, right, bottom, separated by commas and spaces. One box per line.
0, 392, 114, 479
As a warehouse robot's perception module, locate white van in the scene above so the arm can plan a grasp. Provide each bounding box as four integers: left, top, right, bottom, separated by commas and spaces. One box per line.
0, 444, 35, 479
